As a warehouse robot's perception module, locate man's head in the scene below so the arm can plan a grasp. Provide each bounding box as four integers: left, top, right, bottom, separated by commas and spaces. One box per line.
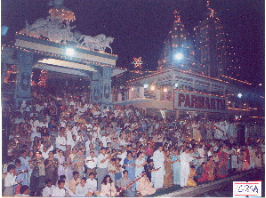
57, 180, 65, 189
35, 151, 42, 158
46, 179, 53, 187
48, 151, 54, 158
81, 177, 87, 186
123, 170, 128, 177
73, 171, 80, 180
15, 159, 22, 167
100, 147, 106, 154
88, 172, 95, 179
7, 164, 16, 174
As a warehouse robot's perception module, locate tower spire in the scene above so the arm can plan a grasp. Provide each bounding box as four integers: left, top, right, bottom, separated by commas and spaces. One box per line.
206, 0, 216, 18
173, 9, 181, 23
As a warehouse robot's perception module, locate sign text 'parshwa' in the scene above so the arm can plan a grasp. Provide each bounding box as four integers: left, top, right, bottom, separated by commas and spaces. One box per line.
175, 91, 226, 112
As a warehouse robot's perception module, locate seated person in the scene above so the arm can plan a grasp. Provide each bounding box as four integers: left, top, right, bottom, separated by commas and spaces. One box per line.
86, 173, 98, 196
117, 170, 136, 197
15, 185, 31, 197
76, 177, 89, 197
187, 166, 197, 187
42, 179, 56, 197
99, 175, 118, 197
137, 171, 156, 196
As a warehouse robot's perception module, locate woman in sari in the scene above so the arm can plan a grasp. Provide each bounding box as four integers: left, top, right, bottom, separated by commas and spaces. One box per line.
216, 146, 229, 178
242, 146, 250, 171
206, 157, 215, 181
164, 150, 173, 188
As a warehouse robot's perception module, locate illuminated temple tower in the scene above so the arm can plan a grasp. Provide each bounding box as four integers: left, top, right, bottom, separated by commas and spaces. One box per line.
158, 9, 196, 70
194, 0, 240, 78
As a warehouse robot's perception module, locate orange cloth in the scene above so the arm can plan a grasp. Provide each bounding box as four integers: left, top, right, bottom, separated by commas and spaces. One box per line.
187, 168, 197, 187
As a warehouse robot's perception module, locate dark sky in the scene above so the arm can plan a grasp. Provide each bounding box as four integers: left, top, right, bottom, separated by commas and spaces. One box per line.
2, 0, 265, 85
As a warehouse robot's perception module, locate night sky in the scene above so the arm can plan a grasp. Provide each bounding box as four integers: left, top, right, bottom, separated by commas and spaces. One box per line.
2, 0, 265, 86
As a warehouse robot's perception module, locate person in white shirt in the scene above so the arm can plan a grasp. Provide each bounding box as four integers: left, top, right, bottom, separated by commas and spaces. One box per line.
4, 164, 18, 196
97, 147, 110, 190
85, 151, 97, 175
86, 173, 98, 196
42, 179, 56, 197
51, 180, 67, 197
151, 144, 165, 189
180, 148, 194, 187
56, 129, 67, 151
75, 177, 89, 197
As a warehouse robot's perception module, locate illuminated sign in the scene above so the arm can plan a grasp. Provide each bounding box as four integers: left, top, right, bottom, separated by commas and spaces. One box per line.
174, 90, 227, 112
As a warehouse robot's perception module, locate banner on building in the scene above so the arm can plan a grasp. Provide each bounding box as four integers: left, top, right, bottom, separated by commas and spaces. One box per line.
174, 90, 227, 113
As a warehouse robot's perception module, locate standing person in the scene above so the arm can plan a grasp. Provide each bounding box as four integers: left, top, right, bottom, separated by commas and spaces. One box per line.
135, 152, 146, 189
15, 159, 29, 186
4, 164, 18, 196
164, 150, 173, 188
85, 150, 97, 176
19, 150, 31, 186
192, 120, 202, 142
216, 146, 230, 178
29, 151, 46, 196
97, 147, 110, 190
123, 151, 136, 181
144, 159, 154, 182
73, 149, 85, 176
55, 150, 65, 177
179, 148, 194, 187
151, 144, 165, 189
44, 151, 58, 185
171, 148, 181, 186
55, 128, 67, 152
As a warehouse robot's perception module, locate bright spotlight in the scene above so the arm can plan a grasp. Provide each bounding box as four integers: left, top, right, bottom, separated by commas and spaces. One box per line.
144, 83, 149, 89
65, 48, 75, 56
163, 88, 168, 93
150, 85, 155, 91
237, 93, 243, 99
174, 52, 184, 61
174, 83, 179, 88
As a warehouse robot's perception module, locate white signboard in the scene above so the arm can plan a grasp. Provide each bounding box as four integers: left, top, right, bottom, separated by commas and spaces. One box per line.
233, 181, 262, 197
174, 90, 227, 113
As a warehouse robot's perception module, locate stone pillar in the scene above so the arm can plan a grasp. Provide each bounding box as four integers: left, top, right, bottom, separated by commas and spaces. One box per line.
139, 87, 144, 98
91, 71, 102, 104
175, 110, 180, 120
91, 67, 112, 104
102, 67, 112, 104
15, 51, 33, 105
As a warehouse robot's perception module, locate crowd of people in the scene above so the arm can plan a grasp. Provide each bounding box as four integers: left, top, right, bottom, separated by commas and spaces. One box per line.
2, 89, 265, 197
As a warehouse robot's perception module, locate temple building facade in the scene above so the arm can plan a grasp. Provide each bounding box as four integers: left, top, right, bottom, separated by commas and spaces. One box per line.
113, 5, 263, 120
